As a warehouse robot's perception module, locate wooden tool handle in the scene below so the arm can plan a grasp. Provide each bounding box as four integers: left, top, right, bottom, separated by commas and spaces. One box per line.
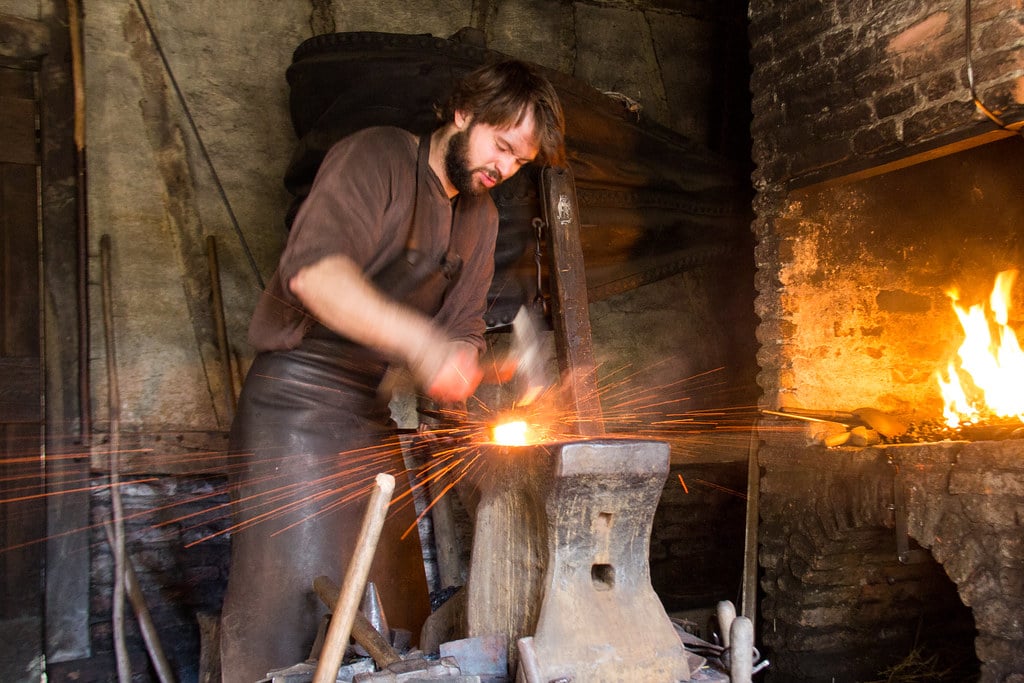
313, 473, 396, 683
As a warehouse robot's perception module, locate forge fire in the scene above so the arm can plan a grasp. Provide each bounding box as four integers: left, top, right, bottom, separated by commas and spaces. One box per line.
937, 269, 1024, 429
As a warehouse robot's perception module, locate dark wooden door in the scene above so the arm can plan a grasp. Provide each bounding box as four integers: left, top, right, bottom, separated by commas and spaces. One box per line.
0, 64, 45, 681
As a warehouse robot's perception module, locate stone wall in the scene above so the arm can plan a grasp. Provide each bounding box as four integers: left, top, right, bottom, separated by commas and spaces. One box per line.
88, 478, 230, 681
73, 0, 753, 440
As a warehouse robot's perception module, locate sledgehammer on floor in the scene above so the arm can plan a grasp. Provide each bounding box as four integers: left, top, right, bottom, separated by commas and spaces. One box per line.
312, 473, 396, 683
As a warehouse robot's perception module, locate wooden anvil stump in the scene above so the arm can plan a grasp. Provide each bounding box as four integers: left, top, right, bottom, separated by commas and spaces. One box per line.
461, 438, 691, 682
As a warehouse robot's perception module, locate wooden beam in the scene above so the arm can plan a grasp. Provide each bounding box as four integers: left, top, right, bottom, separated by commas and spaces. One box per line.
89, 430, 231, 476
788, 118, 1024, 193
541, 167, 604, 436
37, 0, 91, 663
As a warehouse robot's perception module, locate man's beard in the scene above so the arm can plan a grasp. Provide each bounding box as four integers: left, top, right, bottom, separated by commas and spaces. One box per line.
444, 126, 499, 196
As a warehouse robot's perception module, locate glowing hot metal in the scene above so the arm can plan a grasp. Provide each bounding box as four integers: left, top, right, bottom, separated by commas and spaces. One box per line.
491, 420, 531, 446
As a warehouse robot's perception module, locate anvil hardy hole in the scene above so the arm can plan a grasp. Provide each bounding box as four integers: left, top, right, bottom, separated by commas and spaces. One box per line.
591, 563, 615, 591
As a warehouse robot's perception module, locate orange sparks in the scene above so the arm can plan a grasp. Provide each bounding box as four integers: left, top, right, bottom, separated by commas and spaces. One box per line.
1, 363, 759, 556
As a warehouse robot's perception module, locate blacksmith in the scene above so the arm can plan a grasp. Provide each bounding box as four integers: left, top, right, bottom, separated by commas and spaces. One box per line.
219, 60, 565, 683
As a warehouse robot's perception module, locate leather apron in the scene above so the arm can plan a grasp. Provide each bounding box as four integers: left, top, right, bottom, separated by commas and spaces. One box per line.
220, 133, 460, 683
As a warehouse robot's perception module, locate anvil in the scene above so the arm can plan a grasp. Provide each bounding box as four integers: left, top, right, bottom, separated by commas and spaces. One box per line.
460, 437, 693, 682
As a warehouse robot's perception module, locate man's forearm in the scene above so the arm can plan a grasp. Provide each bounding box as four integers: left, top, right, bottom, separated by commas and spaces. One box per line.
290, 254, 483, 401
288, 254, 444, 368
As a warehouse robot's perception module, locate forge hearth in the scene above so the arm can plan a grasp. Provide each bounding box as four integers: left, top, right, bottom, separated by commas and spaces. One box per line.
747, 137, 1024, 680
748, 160, 1024, 681
752, 134, 1024, 422
746, 1, 1023, 678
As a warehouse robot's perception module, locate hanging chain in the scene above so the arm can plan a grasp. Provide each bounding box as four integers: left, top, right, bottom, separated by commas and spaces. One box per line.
531, 216, 549, 317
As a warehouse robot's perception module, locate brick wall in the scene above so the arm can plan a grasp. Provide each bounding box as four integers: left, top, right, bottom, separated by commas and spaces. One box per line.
88, 477, 229, 682
748, 0, 1024, 188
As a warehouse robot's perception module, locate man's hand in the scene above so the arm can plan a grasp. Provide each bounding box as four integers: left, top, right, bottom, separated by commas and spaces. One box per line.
417, 341, 483, 403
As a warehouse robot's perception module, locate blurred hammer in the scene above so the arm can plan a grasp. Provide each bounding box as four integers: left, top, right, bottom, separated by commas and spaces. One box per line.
510, 305, 553, 406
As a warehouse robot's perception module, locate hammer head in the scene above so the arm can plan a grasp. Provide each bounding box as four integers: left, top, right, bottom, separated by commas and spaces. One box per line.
511, 305, 552, 406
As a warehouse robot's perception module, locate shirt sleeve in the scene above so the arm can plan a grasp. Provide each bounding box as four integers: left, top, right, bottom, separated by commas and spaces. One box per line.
247, 128, 417, 350
277, 129, 414, 297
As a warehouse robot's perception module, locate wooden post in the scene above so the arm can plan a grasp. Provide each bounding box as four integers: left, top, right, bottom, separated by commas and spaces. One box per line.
540, 166, 604, 436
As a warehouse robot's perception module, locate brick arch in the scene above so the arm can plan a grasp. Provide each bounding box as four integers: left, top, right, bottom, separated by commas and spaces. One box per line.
758, 444, 979, 682
894, 441, 1024, 683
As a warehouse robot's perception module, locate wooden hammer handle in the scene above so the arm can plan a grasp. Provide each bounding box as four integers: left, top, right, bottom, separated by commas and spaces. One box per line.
312, 473, 395, 683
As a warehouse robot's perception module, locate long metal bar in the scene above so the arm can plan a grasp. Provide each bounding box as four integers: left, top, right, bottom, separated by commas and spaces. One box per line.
102, 522, 176, 683
741, 424, 760, 629
205, 236, 236, 419
69, 0, 91, 441
45, 0, 92, 662
100, 235, 130, 683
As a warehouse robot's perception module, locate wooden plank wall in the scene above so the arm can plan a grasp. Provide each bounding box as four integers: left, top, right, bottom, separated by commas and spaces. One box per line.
1, 4, 91, 671
0, 61, 45, 679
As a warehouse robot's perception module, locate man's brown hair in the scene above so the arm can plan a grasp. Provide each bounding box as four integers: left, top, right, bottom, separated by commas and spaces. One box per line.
442, 59, 566, 168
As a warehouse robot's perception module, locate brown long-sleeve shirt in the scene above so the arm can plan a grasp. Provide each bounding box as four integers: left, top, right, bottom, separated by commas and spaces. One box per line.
248, 126, 498, 353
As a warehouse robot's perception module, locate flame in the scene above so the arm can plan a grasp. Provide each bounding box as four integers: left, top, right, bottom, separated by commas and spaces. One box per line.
491, 420, 531, 446
937, 270, 1024, 427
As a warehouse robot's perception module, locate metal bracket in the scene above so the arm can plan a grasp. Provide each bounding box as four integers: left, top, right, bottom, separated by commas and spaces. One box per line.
888, 458, 928, 565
